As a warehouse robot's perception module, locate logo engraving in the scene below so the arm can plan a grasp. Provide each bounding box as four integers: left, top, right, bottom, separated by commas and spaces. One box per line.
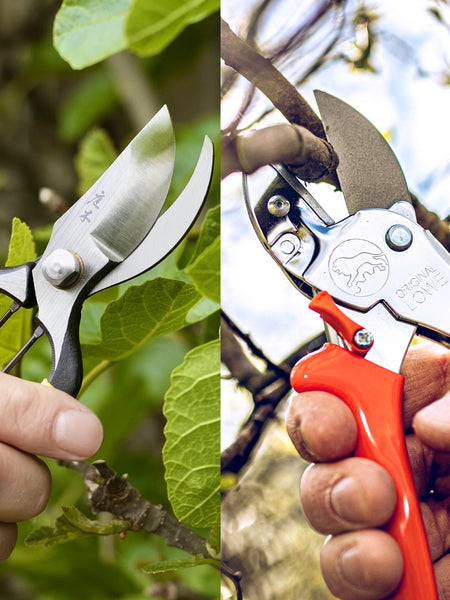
329, 239, 389, 297
395, 265, 448, 311
79, 190, 105, 223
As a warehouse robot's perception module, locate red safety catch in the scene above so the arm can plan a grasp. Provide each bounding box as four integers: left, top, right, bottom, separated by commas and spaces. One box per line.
309, 291, 373, 355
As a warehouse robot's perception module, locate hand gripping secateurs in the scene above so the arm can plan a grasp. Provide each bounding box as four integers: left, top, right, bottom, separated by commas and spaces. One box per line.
244, 91, 450, 599
0, 107, 214, 397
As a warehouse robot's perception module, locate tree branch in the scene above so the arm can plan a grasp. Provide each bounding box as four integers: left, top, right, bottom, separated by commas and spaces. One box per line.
60, 460, 211, 558
221, 18, 325, 138
221, 122, 338, 181
221, 18, 450, 251
221, 314, 326, 475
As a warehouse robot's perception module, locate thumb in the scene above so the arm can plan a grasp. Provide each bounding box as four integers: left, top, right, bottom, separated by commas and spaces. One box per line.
0, 373, 103, 460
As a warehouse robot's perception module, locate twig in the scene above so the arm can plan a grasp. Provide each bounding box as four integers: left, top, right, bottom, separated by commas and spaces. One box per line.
221, 17, 450, 252
222, 312, 291, 380
411, 192, 450, 251
60, 460, 211, 558
39, 187, 70, 215
221, 19, 325, 138
107, 52, 160, 130
221, 317, 327, 474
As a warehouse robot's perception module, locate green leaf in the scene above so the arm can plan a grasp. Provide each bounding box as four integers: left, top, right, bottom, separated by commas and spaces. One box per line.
126, 0, 219, 57
6, 218, 36, 268
191, 205, 220, 261
75, 128, 117, 195
140, 554, 214, 575
53, 0, 132, 69
25, 506, 128, 547
0, 219, 37, 368
163, 339, 220, 528
82, 277, 201, 362
58, 70, 118, 142
185, 236, 220, 304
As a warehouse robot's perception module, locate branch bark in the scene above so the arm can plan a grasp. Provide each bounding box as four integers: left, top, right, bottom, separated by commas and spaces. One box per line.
221, 18, 450, 251
61, 460, 210, 558
221, 18, 325, 138
221, 123, 338, 181
221, 314, 326, 475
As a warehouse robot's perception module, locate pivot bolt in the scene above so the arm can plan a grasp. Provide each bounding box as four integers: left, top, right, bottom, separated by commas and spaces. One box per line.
42, 249, 83, 289
353, 328, 374, 350
267, 195, 290, 217
386, 224, 413, 251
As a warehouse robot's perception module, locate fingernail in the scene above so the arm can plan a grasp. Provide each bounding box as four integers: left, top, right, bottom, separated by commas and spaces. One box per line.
54, 410, 103, 458
330, 477, 361, 522
417, 398, 450, 423
286, 410, 319, 461
339, 544, 367, 587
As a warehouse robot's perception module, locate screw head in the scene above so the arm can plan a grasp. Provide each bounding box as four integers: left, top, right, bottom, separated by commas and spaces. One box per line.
386, 224, 413, 251
353, 328, 374, 350
267, 195, 290, 217
42, 249, 83, 289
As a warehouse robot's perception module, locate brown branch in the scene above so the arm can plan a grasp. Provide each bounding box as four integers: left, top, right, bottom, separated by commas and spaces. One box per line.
221, 18, 450, 252
221, 18, 325, 138
221, 123, 338, 180
221, 317, 327, 475
222, 312, 291, 380
60, 460, 210, 558
411, 193, 450, 251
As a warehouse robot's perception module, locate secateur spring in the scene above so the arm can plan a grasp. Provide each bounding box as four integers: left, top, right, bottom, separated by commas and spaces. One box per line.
0, 300, 44, 374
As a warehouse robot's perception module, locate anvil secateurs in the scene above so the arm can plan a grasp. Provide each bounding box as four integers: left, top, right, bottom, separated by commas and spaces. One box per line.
244, 91, 449, 599
0, 107, 213, 396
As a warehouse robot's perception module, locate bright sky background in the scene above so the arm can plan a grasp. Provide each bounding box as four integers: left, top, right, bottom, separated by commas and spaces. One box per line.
221, 0, 450, 445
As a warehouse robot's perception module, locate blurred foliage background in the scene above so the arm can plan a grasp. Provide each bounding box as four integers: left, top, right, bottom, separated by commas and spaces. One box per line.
0, 1, 220, 599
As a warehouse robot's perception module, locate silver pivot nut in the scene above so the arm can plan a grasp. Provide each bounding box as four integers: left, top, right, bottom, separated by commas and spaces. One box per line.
386, 224, 413, 251
42, 249, 84, 289
267, 195, 290, 217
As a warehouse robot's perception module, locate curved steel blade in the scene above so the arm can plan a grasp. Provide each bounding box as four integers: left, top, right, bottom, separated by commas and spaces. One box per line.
30, 107, 176, 394
90, 135, 214, 294
314, 90, 411, 214
41, 105, 175, 263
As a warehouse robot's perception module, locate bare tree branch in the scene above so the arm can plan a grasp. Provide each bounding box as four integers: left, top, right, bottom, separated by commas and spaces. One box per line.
221, 313, 326, 475
221, 18, 450, 251
221, 122, 338, 180
221, 18, 325, 138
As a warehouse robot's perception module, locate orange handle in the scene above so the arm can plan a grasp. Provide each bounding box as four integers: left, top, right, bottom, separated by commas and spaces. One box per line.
291, 344, 438, 599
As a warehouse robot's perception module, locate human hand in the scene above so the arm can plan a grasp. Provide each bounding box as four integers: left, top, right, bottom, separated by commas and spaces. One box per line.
0, 373, 103, 561
286, 342, 450, 600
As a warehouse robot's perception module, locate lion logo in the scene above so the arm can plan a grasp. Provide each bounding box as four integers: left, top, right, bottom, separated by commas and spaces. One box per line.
329, 240, 389, 296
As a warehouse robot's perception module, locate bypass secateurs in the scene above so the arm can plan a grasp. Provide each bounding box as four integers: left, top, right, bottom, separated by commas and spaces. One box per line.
244, 91, 449, 599
0, 107, 213, 396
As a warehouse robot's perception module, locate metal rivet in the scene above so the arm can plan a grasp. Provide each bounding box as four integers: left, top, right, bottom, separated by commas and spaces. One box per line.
386, 224, 413, 251
42, 249, 83, 289
279, 239, 296, 255
353, 328, 374, 350
267, 195, 290, 217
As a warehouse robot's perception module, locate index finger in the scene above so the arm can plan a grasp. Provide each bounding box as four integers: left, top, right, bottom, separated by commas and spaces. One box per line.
286, 341, 449, 462
0, 373, 103, 460
401, 341, 450, 428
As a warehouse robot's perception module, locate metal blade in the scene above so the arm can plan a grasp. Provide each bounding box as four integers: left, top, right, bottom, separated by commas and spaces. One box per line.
43, 105, 175, 263
314, 90, 411, 215
90, 135, 214, 294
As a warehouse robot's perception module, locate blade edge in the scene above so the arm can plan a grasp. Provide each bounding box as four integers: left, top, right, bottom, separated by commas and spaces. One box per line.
89, 135, 214, 294
314, 90, 411, 215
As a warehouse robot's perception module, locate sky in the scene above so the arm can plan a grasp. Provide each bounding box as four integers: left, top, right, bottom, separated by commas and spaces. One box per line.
221, 0, 450, 445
